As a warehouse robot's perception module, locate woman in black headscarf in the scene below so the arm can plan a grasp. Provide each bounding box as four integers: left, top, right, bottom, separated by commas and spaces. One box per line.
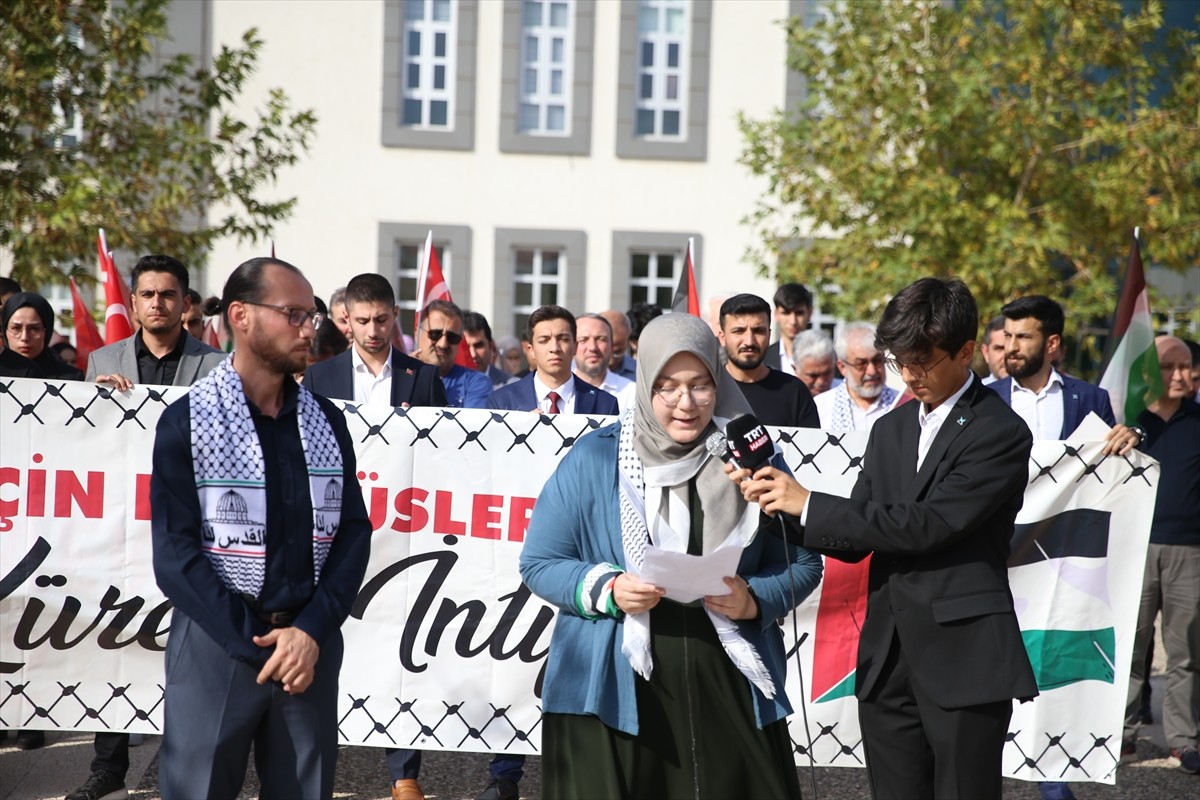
520, 313, 823, 799
1, 292, 83, 380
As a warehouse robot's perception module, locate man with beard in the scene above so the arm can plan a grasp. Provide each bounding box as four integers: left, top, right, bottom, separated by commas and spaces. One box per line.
70, 256, 226, 800
814, 322, 900, 432
992, 296, 1139, 453
573, 313, 635, 413
150, 257, 371, 798
304, 274, 446, 409
414, 299, 493, 408
718, 293, 819, 428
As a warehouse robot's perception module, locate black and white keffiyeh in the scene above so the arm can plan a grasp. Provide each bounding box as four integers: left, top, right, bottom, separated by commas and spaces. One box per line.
190, 357, 343, 598
829, 382, 899, 431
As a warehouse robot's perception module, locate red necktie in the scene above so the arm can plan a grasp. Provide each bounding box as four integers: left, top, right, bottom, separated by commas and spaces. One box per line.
547, 391, 561, 414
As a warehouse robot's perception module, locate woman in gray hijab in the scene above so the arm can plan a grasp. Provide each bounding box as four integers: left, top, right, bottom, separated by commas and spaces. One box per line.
520, 313, 822, 799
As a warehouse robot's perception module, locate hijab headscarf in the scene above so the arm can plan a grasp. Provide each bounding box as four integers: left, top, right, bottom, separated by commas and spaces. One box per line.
1, 292, 80, 379
617, 314, 775, 696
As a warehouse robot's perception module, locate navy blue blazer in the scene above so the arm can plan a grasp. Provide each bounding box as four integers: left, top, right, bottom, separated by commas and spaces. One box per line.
486, 373, 619, 415
989, 374, 1116, 437
303, 348, 447, 408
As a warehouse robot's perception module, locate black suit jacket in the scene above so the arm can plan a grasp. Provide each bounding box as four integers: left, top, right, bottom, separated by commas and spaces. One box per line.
803, 377, 1038, 709
486, 373, 619, 414
764, 340, 784, 371
304, 348, 447, 408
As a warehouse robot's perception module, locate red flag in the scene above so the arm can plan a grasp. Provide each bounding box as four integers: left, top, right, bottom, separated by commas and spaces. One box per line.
202, 317, 223, 351
98, 229, 133, 343
68, 278, 105, 375
671, 238, 700, 315
415, 231, 475, 369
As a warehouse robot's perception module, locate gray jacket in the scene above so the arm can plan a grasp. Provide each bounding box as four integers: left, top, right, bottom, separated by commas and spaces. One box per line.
86, 332, 227, 386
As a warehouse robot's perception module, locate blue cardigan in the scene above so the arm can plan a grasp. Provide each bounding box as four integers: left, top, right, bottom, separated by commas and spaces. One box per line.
519, 422, 823, 736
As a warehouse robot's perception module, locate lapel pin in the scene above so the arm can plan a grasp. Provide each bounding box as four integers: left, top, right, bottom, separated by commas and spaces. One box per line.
406, 368, 414, 375
957, 416, 967, 426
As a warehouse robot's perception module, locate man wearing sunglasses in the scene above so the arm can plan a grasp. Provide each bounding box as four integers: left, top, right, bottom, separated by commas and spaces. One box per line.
304, 274, 446, 409
415, 299, 493, 408
813, 321, 900, 433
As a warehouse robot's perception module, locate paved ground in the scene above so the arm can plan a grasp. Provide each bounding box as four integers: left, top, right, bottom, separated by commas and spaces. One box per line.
3, 631, 1195, 800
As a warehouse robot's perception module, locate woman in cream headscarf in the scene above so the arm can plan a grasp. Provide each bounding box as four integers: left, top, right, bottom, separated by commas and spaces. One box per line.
520, 313, 823, 799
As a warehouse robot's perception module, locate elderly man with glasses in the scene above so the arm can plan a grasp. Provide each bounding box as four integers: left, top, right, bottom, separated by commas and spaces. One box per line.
814, 321, 900, 433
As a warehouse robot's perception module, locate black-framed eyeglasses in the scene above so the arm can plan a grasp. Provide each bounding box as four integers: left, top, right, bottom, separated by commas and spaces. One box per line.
884, 351, 951, 380
243, 301, 324, 329
425, 328, 463, 346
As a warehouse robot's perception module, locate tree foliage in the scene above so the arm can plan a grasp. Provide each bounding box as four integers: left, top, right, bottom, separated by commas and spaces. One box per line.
1, 0, 316, 288
740, 0, 1198, 344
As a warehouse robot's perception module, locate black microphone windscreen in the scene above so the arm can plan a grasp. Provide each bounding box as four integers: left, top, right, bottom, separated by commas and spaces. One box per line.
725, 414, 773, 471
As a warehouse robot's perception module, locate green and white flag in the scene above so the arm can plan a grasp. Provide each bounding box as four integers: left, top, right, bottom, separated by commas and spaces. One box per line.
1098, 230, 1163, 424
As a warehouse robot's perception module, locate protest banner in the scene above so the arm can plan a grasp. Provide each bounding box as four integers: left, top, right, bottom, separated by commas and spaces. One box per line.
0, 378, 1154, 783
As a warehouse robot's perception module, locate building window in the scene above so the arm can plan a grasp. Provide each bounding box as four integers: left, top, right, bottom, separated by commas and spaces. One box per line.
615, 0, 710, 161
629, 249, 682, 308
401, 0, 456, 128
610, 231, 702, 314
382, 1, 478, 151
494, 229, 586, 341
499, 1, 595, 156
634, 0, 689, 139
512, 247, 566, 337
517, 1, 574, 135
378, 223, 473, 335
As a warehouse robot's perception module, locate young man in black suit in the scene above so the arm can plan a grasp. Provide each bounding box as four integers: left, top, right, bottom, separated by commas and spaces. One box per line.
304, 273, 446, 409
733, 277, 1038, 800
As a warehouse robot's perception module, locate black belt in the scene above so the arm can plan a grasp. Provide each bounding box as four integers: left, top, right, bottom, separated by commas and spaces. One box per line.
241, 594, 301, 628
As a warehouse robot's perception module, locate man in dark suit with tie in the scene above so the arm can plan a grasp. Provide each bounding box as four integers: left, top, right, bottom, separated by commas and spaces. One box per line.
734, 278, 1039, 800
304, 273, 446, 409
488, 305, 619, 416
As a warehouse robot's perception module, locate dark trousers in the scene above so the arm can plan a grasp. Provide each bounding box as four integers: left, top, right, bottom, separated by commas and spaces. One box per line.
160, 615, 343, 800
384, 749, 524, 783
92, 731, 129, 778
859, 633, 1013, 799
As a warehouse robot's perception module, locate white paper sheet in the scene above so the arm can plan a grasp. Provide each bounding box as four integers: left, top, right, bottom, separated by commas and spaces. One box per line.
639, 543, 743, 604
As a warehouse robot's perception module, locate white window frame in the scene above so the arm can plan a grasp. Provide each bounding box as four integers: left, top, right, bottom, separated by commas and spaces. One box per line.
634, 0, 690, 140
518, 0, 575, 136
628, 248, 682, 309
512, 246, 566, 335
402, 0, 458, 129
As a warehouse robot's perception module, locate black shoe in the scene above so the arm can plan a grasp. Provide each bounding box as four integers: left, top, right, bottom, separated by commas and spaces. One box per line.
65, 769, 128, 800
475, 777, 519, 800
16, 730, 44, 750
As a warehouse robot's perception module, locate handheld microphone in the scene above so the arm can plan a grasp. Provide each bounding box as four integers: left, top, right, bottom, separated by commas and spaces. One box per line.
704, 431, 735, 466
725, 414, 774, 473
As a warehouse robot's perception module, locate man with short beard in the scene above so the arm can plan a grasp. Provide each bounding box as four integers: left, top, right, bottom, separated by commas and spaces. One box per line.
151, 258, 371, 799
992, 296, 1139, 454
813, 322, 899, 432
573, 313, 635, 413
718, 293, 819, 428
71, 255, 226, 800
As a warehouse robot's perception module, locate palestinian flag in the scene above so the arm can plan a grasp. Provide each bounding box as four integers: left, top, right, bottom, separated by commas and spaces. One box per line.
1008, 508, 1116, 690
810, 557, 870, 703
1097, 230, 1163, 425
671, 238, 700, 316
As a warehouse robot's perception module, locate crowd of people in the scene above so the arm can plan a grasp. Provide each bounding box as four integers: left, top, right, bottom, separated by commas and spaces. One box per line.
0, 262, 1197, 800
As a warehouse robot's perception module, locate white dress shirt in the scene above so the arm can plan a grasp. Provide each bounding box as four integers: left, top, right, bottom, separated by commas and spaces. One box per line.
813, 384, 898, 433
351, 346, 394, 405
916, 372, 975, 471
1009, 369, 1065, 441
598, 370, 636, 414
533, 372, 576, 414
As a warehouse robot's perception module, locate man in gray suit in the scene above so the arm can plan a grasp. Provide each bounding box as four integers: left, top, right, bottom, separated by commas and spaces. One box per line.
70, 254, 224, 800
86, 255, 226, 391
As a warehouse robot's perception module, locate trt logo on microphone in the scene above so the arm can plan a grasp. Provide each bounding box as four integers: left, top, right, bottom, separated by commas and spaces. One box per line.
725, 414, 774, 471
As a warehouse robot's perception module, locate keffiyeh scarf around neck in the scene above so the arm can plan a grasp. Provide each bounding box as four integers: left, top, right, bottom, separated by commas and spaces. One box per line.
190, 358, 344, 598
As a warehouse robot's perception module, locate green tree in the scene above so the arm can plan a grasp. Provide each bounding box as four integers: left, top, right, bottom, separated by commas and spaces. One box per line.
1, 0, 316, 288
741, 0, 1198, 351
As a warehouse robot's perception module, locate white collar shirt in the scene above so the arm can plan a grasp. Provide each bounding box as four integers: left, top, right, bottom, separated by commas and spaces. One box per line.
598, 370, 636, 414
777, 339, 794, 373
534, 372, 576, 414
916, 372, 975, 471
1009, 368, 1064, 441
351, 346, 393, 405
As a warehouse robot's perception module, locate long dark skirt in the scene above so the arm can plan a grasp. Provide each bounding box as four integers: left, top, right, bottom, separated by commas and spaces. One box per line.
542, 600, 801, 799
